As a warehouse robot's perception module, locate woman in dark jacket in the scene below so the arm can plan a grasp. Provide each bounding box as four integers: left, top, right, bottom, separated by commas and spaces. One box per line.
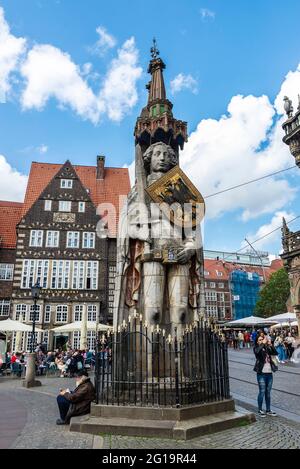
253, 334, 278, 418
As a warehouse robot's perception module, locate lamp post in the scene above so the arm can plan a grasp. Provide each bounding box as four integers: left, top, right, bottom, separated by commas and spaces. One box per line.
23, 282, 42, 388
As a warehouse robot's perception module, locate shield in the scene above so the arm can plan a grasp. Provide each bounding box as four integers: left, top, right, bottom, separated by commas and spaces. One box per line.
145, 165, 205, 227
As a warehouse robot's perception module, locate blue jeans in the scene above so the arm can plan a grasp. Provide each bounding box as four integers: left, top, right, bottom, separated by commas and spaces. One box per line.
257, 373, 273, 412
57, 395, 71, 422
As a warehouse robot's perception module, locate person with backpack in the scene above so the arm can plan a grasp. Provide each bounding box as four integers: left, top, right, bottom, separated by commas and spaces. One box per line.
253, 334, 278, 418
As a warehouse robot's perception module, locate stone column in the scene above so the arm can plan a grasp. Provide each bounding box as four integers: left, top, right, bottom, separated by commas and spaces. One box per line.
23, 353, 42, 388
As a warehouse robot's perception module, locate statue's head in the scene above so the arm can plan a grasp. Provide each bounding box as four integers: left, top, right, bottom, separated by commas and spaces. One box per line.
143, 142, 178, 175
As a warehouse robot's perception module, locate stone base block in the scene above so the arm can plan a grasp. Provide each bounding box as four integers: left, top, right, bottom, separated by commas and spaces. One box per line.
70, 400, 255, 441
22, 379, 42, 388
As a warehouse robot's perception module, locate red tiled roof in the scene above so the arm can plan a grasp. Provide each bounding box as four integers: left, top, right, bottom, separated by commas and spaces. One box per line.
22, 162, 131, 237
0, 201, 23, 248
204, 258, 283, 282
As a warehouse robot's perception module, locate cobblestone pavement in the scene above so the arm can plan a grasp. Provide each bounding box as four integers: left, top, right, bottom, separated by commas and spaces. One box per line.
1, 358, 300, 449
102, 414, 300, 449
0, 377, 94, 449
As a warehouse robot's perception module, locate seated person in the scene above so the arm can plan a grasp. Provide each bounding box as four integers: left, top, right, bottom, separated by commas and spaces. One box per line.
56, 369, 95, 425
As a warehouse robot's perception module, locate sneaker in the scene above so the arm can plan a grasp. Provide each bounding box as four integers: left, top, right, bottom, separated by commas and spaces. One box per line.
56, 419, 67, 425
258, 410, 266, 418
266, 411, 277, 417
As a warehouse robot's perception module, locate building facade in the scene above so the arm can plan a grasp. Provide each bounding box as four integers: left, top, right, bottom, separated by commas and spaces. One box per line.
0, 202, 23, 321
204, 254, 283, 321
1, 157, 130, 351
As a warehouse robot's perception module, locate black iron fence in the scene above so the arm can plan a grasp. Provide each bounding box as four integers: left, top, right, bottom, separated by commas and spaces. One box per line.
95, 317, 230, 408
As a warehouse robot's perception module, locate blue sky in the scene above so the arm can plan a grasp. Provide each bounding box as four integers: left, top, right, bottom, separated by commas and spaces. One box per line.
1, 0, 300, 255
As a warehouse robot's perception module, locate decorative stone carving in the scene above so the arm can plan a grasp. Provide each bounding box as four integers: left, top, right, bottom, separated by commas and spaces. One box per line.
53, 212, 76, 223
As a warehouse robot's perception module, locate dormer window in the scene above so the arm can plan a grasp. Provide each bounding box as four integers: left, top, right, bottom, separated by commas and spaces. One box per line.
44, 200, 52, 211
61, 179, 73, 189
59, 201, 71, 212
78, 202, 85, 213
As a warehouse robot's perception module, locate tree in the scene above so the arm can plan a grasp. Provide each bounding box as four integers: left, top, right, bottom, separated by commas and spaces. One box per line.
254, 268, 290, 318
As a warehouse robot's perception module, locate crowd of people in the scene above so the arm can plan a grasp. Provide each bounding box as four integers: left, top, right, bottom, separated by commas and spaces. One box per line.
0, 343, 111, 377
223, 328, 299, 362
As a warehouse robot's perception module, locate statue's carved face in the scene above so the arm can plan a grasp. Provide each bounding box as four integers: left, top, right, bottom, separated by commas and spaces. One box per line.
150, 144, 175, 173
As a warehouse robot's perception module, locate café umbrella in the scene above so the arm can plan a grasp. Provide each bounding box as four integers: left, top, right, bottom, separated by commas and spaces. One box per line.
51, 322, 111, 333
0, 319, 43, 333
224, 316, 276, 327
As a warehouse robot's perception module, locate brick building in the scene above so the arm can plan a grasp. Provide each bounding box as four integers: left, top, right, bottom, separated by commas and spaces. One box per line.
0, 201, 23, 319
0, 157, 130, 351
204, 255, 283, 321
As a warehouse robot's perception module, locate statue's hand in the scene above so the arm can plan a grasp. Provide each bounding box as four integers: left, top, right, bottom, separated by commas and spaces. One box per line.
177, 248, 195, 264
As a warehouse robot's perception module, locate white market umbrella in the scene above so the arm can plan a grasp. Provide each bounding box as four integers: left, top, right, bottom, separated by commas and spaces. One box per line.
52, 321, 111, 333
267, 312, 297, 323
270, 321, 298, 329
0, 319, 43, 333
14, 314, 24, 352
225, 316, 276, 327
80, 307, 88, 351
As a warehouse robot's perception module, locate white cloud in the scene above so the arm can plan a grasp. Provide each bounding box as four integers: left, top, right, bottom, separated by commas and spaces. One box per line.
200, 8, 215, 20
20, 38, 142, 123
90, 26, 117, 56
20, 44, 100, 123
0, 7, 27, 102
170, 73, 198, 95
0, 155, 27, 202
37, 144, 48, 154
246, 211, 296, 251
99, 38, 142, 121
180, 91, 296, 221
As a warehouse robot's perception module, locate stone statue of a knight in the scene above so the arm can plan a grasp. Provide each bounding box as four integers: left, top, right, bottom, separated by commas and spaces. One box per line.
113, 43, 205, 337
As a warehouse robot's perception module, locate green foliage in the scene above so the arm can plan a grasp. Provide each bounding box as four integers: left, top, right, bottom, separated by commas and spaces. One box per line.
254, 268, 290, 318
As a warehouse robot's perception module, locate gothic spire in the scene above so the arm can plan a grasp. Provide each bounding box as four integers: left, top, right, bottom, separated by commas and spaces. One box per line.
134, 41, 188, 154
147, 38, 166, 103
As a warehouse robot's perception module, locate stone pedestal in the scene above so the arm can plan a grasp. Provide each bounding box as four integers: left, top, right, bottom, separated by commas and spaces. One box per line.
22, 353, 42, 388
70, 400, 256, 440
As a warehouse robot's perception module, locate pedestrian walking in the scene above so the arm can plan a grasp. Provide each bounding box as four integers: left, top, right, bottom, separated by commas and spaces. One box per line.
253, 334, 278, 418
238, 331, 244, 349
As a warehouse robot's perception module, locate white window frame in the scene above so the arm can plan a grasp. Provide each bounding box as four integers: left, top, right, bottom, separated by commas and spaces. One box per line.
206, 306, 218, 317
21, 260, 49, 289
87, 331, 96, 351
210, 282, 216, 288
26, 332, 39, 353
67, 232, 80, 248
44, 305, 51, 323
0, 300, 10, 316
87, 305, 97, 322
42, 331, 49, 349
218, 292, 225, 302
44, 200, 52, 211
59, 201, 71, 212
219, 283, 225, 289
73, 331, 81, 349
56, 305, 68, 323
30, 230, 43, 247
78, 202, 85, 213
29, 304, 41, 323
74, 304, 83, 322
82, 232, 95, 249
0, 264, 14, 281
15, 304, 27, 320
46, 231, 59, 248
60, 179, 73, 189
